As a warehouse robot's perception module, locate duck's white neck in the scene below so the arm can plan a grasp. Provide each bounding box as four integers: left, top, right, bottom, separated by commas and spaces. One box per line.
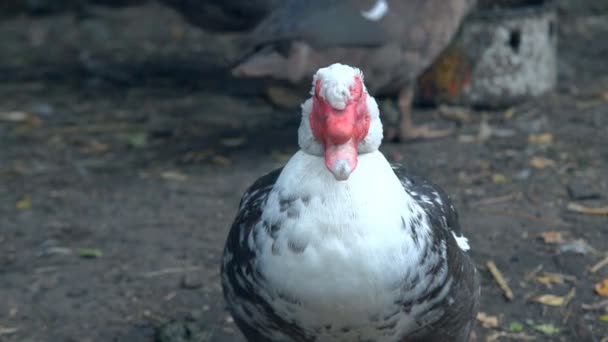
271, 150, 426, 238
277, 150, 396, 195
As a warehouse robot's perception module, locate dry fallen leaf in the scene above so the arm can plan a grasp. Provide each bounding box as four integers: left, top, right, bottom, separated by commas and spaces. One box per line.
160, 171, 189, 182
536, 274, 566, 288
477, 312, 499, 328
535, 272, 576, 289
567, 202, 608, 216
181, 149, 215, 163
220, 136, 247, 148
16, 196, 32, 210
528, 133, 553, 145
529, 156, 556, 169
534, 294, 565, 307
212, 155, 232, 166
595, 279, 608, 297
533, 323, 560, 335
0, 111, 29, 122
80, 140, 110, 154
539, 231, 565, 244
491, 173, 508, 184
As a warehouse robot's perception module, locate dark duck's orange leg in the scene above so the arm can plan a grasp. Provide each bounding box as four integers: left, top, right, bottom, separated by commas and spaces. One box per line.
386, 86, 454, 142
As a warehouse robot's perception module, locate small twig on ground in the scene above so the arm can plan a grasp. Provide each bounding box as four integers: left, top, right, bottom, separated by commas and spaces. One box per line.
562, 287, 576, 308
562, 307, 572, 324
560, 287, 577, 324
486, 331, 536, 341
142, 310, 166, 323
542, 272, 578, 284
487, 261, 514, 301
469, 192, 522, 207
478, 209, 569, 227
523, 264, 544, 282
590, 254, 608, 273
582, 299, 608, 311
0, 326, 19, 336
140, 266, 201, 278
52, 123, 137, 134
552, 272, 577, 282
567, 202, 608, 215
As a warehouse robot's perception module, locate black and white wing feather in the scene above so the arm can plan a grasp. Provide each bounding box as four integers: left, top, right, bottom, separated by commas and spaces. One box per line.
391, 163, 479, 341
392, 163, 469, 251
221, 168, 312, 341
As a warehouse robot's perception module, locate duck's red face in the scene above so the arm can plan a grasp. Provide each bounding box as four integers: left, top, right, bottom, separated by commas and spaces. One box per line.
309, 76, 371, 181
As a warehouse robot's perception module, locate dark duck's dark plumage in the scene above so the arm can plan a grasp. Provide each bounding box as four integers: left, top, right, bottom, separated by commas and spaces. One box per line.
231, 0, 477, 141
160, 0, 281, 33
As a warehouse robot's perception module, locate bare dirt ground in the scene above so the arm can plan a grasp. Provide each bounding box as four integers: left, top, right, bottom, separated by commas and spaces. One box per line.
0, 2, 607, 341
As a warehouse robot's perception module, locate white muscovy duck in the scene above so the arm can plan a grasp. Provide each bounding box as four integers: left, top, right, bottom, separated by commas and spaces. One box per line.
221, 63, 479, 342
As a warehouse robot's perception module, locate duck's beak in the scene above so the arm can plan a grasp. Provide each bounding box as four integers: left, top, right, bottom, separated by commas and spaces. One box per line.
323, 107, 357, 181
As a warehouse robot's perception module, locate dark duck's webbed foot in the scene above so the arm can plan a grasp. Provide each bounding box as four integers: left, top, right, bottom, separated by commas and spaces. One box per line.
384, 87, 454, 142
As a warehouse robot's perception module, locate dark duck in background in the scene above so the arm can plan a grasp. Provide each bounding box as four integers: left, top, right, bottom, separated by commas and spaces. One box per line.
163, 0, 477, 141
231, 0, 478, 141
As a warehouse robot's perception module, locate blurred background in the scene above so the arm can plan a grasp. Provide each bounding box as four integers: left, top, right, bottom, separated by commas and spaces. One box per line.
0, 0, 607, 341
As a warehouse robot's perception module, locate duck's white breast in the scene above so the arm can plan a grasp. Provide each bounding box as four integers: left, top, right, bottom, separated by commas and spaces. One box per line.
249, 151, 432, 338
